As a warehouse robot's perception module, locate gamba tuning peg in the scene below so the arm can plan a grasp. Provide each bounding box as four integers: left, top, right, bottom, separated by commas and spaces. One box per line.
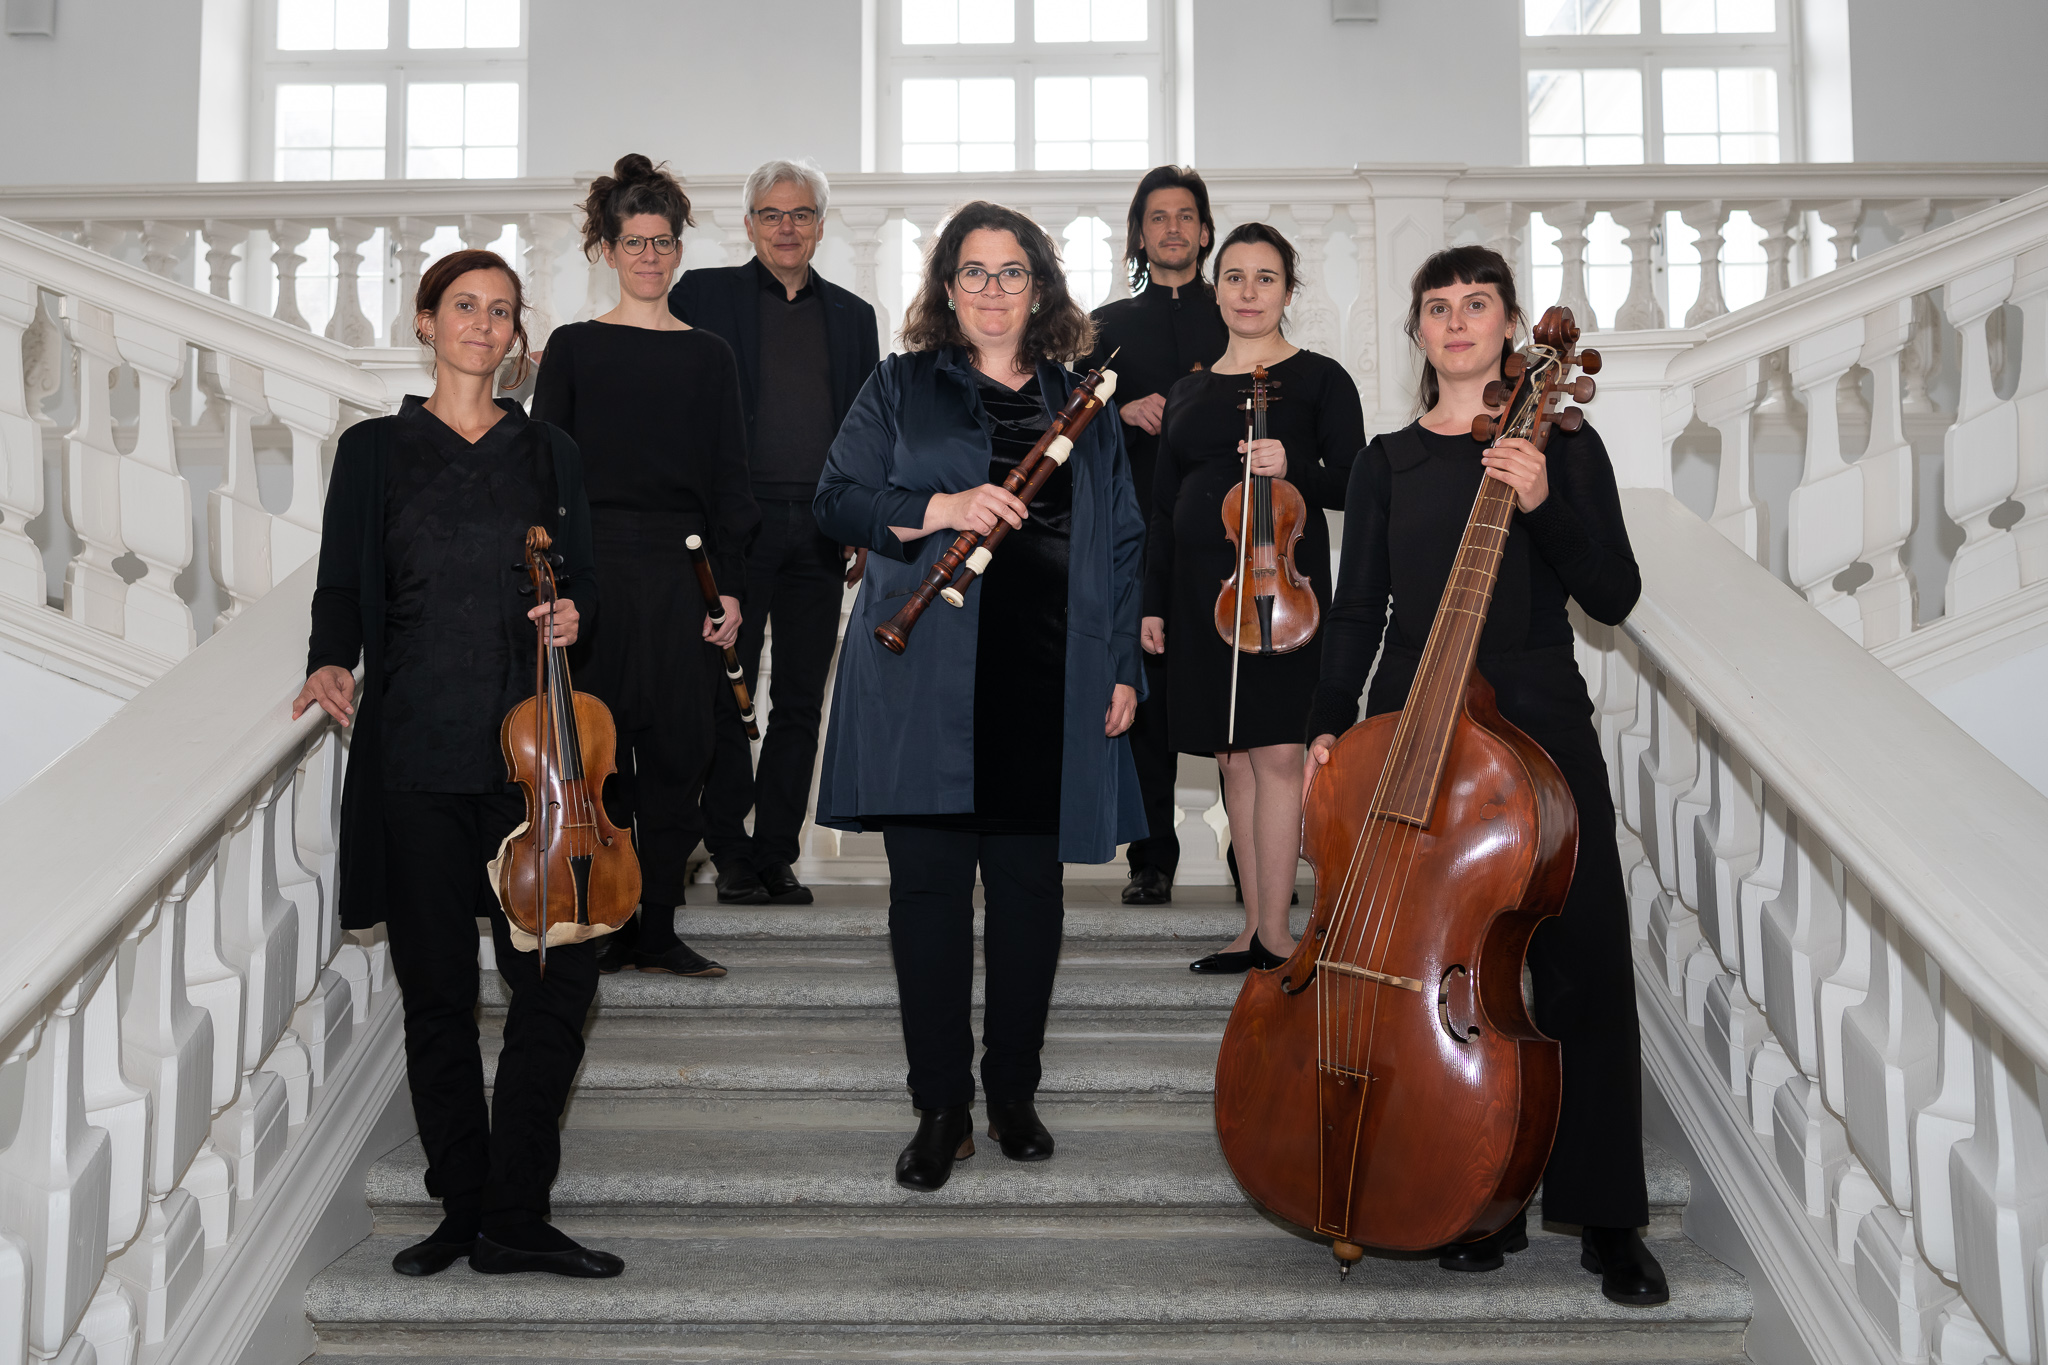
1502, 353, 1527, 380
1571, 375, 1596, 403
517, 582, 537, 595
1470, 414, 1499, 441
549, 553, 566, 567
1555, 406, 1585, 433
1576, 348, 1602, 375
1481, 379, 1509, 408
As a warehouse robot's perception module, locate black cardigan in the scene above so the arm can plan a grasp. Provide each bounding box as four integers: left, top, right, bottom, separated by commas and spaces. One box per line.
306, 411, 599, 930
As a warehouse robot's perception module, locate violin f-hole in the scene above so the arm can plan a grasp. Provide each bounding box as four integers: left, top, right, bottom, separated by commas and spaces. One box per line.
1438, 964, 1481, 1044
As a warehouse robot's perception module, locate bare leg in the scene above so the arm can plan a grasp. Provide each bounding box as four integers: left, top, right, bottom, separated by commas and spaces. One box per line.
1248, 743, 1304, 956
1216, 749, 1259, 952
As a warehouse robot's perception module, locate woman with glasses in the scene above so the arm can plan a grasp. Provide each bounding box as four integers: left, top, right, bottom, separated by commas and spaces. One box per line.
813, 201, 1147, 1192
532, 153, 758, 978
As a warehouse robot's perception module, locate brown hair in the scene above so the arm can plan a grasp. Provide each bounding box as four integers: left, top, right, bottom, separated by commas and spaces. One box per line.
900, 201, 1093, 368
1122, 165, 1216, 291
1213, 222, 1301, 296
1404, 244, 1524, 414
413, 248, 532, 388
578, 153, 694, 260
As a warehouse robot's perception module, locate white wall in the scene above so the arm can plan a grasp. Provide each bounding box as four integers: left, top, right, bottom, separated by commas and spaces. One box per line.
0, 650, 124, 802
1848, 0, 2048, 162
0, 0, 204, 184
1926, 644, 2048, 800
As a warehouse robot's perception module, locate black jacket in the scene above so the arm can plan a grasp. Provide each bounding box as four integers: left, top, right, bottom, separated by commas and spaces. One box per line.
668, 257, 881, 468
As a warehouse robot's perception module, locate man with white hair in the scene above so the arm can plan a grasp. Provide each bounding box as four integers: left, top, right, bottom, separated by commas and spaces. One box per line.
671, 158, 880, 905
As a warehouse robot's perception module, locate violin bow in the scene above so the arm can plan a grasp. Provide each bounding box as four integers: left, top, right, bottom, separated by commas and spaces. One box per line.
1226, 394, 1255, 746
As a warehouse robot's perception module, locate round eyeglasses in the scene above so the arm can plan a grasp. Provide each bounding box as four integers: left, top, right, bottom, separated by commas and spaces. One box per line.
615, 234, 679, 256
953, 265, 1034, 295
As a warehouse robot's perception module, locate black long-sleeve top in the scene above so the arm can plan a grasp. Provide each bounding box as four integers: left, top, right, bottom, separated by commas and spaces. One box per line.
1307, 419, 1640, 743
531, 320, 759, 593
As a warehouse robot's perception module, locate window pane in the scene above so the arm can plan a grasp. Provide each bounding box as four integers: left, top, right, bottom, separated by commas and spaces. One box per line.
1582, 0, 1639, 33
1529, 136, 1585, 166
1659, 0, 1714, 30
465, 82, 519, 142
465, 146, 518, 178
1720, 132, 1779, 163
1527, 71, 1583, 136
1037, 140, 1093, 170
334, 0, 387, 47
333, 84, 386, 146
1717, 68, 1776, 131
277, 149, 333, 180
408, 83, 465, 145
277, 0, 334, 49
903, 0, 956, 42
902, 79, 961, 140
903, 144, 959, 172
1094, 138, 1149, 169
407, 146, 464, 178
1035, 77, 1092, 140
959, 0, 1015, 42
1092, 74, 1147, 139
409, 0, 464, 47
1525, 0, 1576, 33
959, 77, 1015, 141
904, 77, 1016, 172
1661, 68, 1717, 132
467, 0, 519, 45
1035, 0, 1088, 40
1093, 0, 1146, 40
1663, 133, 1720, 163
276, 85, 335, 147
1582, 69, 1641, 134
1585, 135, 1644, 164
1716, 0, 1774, 29
959, 141, 1016, 172
332, 147, 385, 178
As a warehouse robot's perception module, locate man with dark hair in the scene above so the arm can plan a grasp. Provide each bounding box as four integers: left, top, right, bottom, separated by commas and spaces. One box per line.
1083, 166, 1228, 905
671, 159, 880, 905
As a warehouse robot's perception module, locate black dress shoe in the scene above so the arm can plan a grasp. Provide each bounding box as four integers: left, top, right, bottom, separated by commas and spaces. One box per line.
469, 1235, 624, 1278
715, 865, 771, 904
631, 942, 727, 977
391, 1236, 474, 1277
985, 1097, 1055, 1161
1581, 1226, 1670, 1305
1248, 934, 1287, 970
594, 931, 635, 975
1189, 947, 1254, 974
895, 1104, 975, 1191
1437, 1208, 1529, 1272
1121, 867, 1172, 905
758, 862, 814, 905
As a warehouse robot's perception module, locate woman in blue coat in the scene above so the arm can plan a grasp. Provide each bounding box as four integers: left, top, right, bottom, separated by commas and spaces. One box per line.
814, 201, 1147, 1192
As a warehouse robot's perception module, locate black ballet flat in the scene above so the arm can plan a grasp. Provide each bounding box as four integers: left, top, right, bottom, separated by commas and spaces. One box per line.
391, 1235, 474, 1277
1189, 948, 1253, 974
631, 942, 727, 977
1437, 1208, 1529, 1272
468, 1234, 624, 1278
1581, 1226, 1670, 1306
985, 1097, 1055, 1161
895, 1104, 975, 1191
1248, 934, 1287, 970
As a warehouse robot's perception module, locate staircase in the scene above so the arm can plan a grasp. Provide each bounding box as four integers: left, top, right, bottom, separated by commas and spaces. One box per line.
304, 887, 1750, 1363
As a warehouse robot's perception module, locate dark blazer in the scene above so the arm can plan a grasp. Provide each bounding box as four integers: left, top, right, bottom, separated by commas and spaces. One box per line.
812, 347, 1148, 863
668, 257, 881, 453
306, 411, 598, 930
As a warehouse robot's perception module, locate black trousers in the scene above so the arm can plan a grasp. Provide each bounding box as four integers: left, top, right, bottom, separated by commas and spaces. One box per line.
882, 826, 1065, 1111
380, 790, 598, 1232
1124, 649, 1179, 875
703, 499, 846, 871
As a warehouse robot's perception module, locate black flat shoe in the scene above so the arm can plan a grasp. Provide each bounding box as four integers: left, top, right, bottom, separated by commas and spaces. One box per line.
715, 865, 770, 904
1248, 934, 1287, 970
895, 1104, 975, 1191
594, 931, 635, 975
631, 942, 727, 977
1437, 1208, 1529, 1272
758, 862, 814, 905
985, 1097, 1055, 1161
391, 1236, 473, 1277
1581, 1226, 1670, 1305
469, 1234, 624, 1278
1122, 867, 1172, 905
1189, 947, 1253, 974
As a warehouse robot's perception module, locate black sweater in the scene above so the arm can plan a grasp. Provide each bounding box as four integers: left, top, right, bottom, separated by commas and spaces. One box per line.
1307, 419, 1639, 743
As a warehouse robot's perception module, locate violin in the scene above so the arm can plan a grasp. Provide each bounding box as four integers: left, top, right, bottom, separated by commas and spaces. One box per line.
1213, 364, 1317, 743
493, 526, 640, 973
1213, 307, 1600, 1274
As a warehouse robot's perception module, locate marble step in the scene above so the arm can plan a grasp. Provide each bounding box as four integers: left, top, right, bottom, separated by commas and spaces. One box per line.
650, 891, 1290, 943
307, 1230, 1749, 1363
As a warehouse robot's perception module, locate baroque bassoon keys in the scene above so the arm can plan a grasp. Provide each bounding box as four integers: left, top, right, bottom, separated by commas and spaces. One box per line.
1213, 307, 1601, 1274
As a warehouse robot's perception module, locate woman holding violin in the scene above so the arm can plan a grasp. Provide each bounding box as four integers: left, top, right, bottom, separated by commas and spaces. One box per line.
1304, 245, 1666, 1304
813, 201, 1146, 1192
294, 249, 623, 1279
1142, 223, 1363, 974
533, 154, 759, 979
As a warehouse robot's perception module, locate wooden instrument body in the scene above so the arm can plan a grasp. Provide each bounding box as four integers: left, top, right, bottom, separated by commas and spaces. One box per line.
497, 689, 640, 939
1213, 472, 1318, 655
1214, 671, 1578, 1251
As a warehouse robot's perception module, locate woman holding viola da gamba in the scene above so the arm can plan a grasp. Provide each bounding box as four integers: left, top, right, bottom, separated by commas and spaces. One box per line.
1304, 245, 1667, 1305
813, 201, 1147, 1192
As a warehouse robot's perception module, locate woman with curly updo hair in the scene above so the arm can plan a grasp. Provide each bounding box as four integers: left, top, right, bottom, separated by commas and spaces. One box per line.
813, 201, 1147, 1191
534, 154, 758, 979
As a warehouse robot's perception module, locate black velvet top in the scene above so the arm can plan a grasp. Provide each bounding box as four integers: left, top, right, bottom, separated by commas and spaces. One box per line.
1084, 280, 1230, 511
1307, 420, 1640, 744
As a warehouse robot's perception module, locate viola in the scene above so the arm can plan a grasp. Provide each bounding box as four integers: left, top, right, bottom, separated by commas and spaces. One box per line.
1213, 363, 1317, 743
1213, 307, 1600, 1273
494, 526, 640, 973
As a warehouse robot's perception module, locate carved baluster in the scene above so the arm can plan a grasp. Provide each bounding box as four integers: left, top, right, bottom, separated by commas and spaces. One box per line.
199, 222, 244, 303
79, 946, 149, 1255
1760, 813, 1844, 1079
520, 213, 573, 350
838, 207, 894, 357
1633, 672, 1699, 899
279, 743, 353, 1090
0, 265, 46, 607
1695, 359, 1766, 560
1344, 201, 1377, 399
59, 298, 133, 638
1750, 201, 1802, 425
1679, 201, 1729, 326
1913, 965, 1976, 1282
1948, 1017, 2048, 1362
138, 222, 190, 283
714, 207, 753, 268
1855, 298, 1921, 646
1735, 785, 1789, 1007
1705, 970, 1766, 1103
1884, 201, 1940, 416
1830, 1155, 1884, 1266
78, 1280, 140, 1365
1773, 1063, 1850, 1218
577, 245, 617, 322
1939, 258, 2021, 616
1692, 728, 1762, 976
1670, 715, 1714, 916
196, 351, 271, 626
109, 315, 196, 659
1099, 202, 1132, 304
1545, 200, 1594, 331
1286, 204, 1342, 358
1842, 900, 1938, 1213
268, 222, 314, 331
1857, 1206, 1958, 1363
1172, 756, 1229, 888
1818, 199, 1863, 271
1786, 315, 1871, 637
2004, 244, 2048, 585
1615, 664, 1656, 842
261, 371, 336, 582
323, 219, 376, 348
1611, 200, 1664, 331
1930, 1302, 2001, 1364
458, 216, 503, 253
1589, 626, 1639, 809
218, 780, 302, 1085
388, 219, 434, 341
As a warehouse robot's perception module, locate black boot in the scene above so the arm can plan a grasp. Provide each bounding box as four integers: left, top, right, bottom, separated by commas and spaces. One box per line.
985, 1097, 1055, 1161
1437, 1207, 1530, 1272
1581, 1226, 1670, 1305
894, 1104, 975, 1191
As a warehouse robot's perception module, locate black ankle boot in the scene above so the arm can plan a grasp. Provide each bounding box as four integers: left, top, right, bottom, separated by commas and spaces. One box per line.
1437, 1207, 1530, 1272
985, 1097, 1055, 1161
895, 1104, 975, 1191
1581, 1225, 1670, 1305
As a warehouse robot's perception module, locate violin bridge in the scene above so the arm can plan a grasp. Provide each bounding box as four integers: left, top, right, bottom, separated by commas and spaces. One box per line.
1321, 959, 1425, 993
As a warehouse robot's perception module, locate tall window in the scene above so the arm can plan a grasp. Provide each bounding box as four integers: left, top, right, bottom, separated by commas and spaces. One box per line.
262, 0, 527, 182
880, 0, 1168, 173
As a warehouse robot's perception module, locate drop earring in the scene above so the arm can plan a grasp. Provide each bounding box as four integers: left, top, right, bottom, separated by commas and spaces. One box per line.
1030, 303, 1040, 314
947, 299, 956, 311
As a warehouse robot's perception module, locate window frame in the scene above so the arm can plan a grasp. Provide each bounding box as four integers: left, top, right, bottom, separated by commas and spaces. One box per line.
1518, 0, 1799, 166
878, 0, 1173, 174
256, 0, 530, 181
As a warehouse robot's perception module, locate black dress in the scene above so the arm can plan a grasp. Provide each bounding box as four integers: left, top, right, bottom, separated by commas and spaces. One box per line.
1307, 418, 1649, 1230
1147, 349, 1363, 751
531, 321, 759, 910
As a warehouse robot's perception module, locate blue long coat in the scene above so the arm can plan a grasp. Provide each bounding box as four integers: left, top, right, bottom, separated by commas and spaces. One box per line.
812, 346, 1149, 864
